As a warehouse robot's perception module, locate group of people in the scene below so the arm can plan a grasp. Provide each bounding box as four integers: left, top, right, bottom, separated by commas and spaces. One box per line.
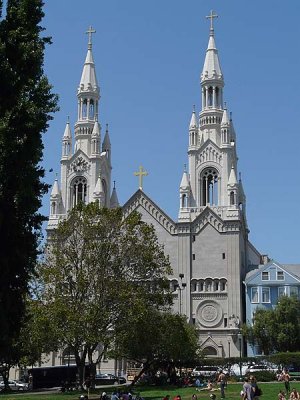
278, 388, 300, 400
242, 376, 261, 400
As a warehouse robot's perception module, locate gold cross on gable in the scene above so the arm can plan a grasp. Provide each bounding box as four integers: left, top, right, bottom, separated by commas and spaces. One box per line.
206, 10, 218, 30
86, 26, 96, 46
134, 165, 148, 191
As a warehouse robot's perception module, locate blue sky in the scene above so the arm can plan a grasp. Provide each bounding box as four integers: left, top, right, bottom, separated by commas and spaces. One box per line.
39, 0, 300, 263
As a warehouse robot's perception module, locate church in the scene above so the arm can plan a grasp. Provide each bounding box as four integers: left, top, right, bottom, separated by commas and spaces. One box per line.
47, 14, 261, 360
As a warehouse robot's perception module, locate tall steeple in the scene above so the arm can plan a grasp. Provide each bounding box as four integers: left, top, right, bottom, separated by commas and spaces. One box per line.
75, 26, 100, 155
200, 10, 224, 145
182, 11, 244, 215
48, 26, 114, 234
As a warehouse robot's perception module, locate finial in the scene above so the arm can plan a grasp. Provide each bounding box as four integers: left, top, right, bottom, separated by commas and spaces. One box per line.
67, 115, 70, 123
193, 104, 196, 113
113, 180, 116, 189
230, 111, 233, 121
55, 172, 58, 180
224, 101, 227, 110
184, 164, 187, 173
86, 25, 96, 50
206, 10, 218, 34
106, 123, 109, 133
239, 172, 242, 181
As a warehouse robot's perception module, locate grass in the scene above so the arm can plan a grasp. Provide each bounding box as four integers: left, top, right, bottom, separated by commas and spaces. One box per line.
0, 382, 299, 400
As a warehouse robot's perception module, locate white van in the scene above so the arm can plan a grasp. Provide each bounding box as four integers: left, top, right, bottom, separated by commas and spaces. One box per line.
191, 366, 220, 378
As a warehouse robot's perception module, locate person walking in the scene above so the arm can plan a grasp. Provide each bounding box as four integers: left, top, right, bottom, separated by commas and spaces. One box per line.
282, 369, 291, 394
217, 371, 226, 399
243, 377, 252, 400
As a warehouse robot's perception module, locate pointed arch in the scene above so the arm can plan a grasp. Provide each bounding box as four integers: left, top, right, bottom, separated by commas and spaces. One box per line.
200, 167, 219, 206
71, 176, 87, 207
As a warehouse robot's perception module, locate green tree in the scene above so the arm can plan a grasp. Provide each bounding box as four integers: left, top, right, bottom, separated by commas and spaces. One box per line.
0, 0, 57, 383
36, 203, 172, 386
243, 296, 300, 354
114, 308, 200, 386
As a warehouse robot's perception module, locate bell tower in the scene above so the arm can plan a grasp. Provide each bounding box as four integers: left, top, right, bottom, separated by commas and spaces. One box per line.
47, 27, 118, 234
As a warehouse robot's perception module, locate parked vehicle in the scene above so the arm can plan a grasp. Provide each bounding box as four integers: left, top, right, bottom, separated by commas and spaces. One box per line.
95, 373, 126, 385
191, 366, 220, 378
245, 364, 277, 374
0, 380, 28, 391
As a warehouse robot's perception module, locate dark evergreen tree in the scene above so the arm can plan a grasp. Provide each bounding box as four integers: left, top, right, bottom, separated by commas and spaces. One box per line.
0, 0, 58, 372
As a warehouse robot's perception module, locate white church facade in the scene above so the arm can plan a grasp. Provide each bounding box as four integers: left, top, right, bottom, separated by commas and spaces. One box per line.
47, 15, 261, 364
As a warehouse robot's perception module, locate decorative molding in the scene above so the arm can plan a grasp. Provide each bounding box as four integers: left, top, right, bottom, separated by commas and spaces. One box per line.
123, 190, 177, 235
192, 293, 228, 300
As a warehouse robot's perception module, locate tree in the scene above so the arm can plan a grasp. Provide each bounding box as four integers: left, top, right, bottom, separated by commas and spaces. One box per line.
0, 0, 58, 374
114, 308, 200, 386
243, 296, 300, 354
36, 203, 172, 386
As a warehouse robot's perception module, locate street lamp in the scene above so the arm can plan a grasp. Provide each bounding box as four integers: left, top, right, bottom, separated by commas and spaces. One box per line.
237, 331, 242, 379
178, 273, 186, 315
228, 340, 231, 358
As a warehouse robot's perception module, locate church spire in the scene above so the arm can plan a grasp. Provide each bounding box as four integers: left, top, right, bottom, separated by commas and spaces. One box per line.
200, 11, 224, 115
79, 26, 99, 95
62, 117, 72, 158
201, 10, 223, 84
110, 181, 120, 208
74, 26, 101, 155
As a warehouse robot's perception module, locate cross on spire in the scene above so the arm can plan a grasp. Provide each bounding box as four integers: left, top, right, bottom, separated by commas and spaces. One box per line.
134, 165, 148, 191
86, 26, 96, 49
206, 10, 218, 31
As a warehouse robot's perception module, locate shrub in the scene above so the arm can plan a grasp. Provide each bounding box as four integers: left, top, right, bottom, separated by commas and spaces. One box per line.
247, 371, 276, 382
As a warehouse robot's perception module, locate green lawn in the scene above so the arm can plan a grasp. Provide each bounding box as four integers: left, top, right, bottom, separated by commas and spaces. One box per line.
0, 382, 298, 400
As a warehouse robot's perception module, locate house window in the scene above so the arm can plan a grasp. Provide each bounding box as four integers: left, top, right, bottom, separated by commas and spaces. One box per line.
251, 287, 259, 303
290, 286, 299, 298
262, 271, 269, 281
278, 287, 286, 297
262, 287, 270, 303
277, 271, 284, 281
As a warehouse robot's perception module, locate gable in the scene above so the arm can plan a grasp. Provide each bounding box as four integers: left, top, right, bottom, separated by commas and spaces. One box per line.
123, 190, 177, 235
192, 207, 240, 234
245, 260, 300, 285
196, 139, 222, 167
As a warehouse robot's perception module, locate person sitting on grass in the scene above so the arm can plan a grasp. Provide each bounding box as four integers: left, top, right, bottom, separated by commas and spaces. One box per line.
289, 388, 300, 400
278, 390, 286, 400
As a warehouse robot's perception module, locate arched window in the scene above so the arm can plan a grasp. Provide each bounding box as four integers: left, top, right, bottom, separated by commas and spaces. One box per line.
203, 346, 218, 356
82, 99, 87, 119
201, 168, 219, 206
89, 99, 94, 119
205, 279, 212, 292
181, 193, 187, 208
208, 87, 213, 107
220, 279, 227, 291
215, 87, 219, 107
51, 202, 56, 215
72, 176, 87, 206
191, 280, 197, 292
230, 191, 235, 205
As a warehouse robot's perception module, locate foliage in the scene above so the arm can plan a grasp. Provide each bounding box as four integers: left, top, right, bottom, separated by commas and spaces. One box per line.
243, 296, 300, 354
0, 0, 58, 382
267, 352, 300, 368
0, 382, 291, 400
245, 370, 276, 382
114, 308, 200, 385
36, 203, 172, 386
